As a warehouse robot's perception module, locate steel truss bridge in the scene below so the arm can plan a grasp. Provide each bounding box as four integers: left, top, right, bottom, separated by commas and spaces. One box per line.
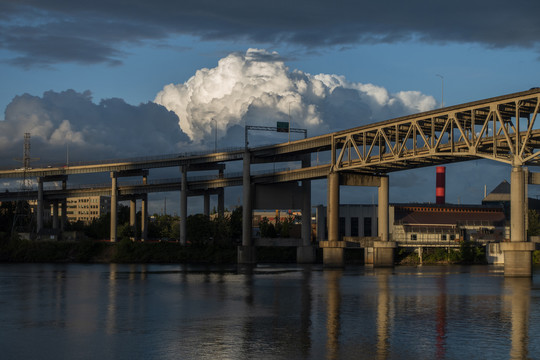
1, 88, 539, 274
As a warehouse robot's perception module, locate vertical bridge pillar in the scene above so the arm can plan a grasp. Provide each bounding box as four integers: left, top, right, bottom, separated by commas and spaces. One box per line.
110, 172, 118, 242
36, 177, 43, 235
374, 175, 396, 267
321, 171, 344, 267
502, 166, 534, 276
297, 155, 316, 263
238, 149, 256, 264
129, 199, 137, 241
180, 165, 188, 245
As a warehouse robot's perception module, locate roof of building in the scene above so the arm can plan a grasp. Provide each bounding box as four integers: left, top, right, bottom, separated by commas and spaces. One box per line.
394, 203, 506, 226
483, 180, 510, 202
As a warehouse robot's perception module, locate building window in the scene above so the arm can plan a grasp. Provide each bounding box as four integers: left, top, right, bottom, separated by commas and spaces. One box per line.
450, 234, 455, 241
441, 234, 447, 241
411, 234, 417, 241
339, 217, 345, 239
364, 217, 372, 237
351, 217, 359, 237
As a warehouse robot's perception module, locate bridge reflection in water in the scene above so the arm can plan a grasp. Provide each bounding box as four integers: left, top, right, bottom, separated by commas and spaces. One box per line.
0, 264, 538, 359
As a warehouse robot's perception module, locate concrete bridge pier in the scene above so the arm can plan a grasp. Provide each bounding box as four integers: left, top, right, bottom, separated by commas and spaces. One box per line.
52, 201, 59, 230
110, 172, 118, 242
238, 150, 256, 264
298, 155, 316, 263
129, 199, 138, 240
322, 171, 345, 267
502, 166, 534, 277
180, 165, 188, 245
141, 193, 148, 242
373, 176, 396, 267
36, 177, 44, 234
61, 178, 67, 231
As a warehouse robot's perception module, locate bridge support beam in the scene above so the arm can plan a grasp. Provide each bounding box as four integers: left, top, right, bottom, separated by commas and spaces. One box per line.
110, 172, 118, 242
298, 155, 316, 263
61, 178, 67, 232
141, 194, 148, 242
52, 201, 59, 230
36, 177, 43, 235
239, 150, 256, 264
374, 176, 396, 267
180, 165, 188, 245
503, 166, 534, 277
323, 171, 344, 267
130, 199, 137, 241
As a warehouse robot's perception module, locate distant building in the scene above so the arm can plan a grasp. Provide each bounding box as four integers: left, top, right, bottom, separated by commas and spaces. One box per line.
29, 195, 111, 224
65, 196, 110, 224
314, 203, 508, 245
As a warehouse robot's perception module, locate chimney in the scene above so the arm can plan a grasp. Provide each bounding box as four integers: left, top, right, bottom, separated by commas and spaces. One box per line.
436, 166, 446, 204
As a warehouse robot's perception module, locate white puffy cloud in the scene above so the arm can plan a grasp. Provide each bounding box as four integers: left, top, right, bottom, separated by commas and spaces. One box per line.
155, 48, 436, 144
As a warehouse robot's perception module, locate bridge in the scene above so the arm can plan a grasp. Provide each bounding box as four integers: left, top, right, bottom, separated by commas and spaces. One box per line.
2, 88, 540, 276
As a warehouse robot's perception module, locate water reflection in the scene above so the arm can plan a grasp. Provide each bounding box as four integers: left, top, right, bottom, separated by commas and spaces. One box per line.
325, 269, 341, 360
436, 276, 447, 360
504, 277, 531, 360
1, 264, 540, 360
376, 269, 391, 360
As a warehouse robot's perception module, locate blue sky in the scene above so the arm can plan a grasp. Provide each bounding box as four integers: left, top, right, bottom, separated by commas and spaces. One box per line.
1, 1, 540, 213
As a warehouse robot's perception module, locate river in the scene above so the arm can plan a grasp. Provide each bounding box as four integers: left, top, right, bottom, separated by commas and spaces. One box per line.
0, 263, 539, 360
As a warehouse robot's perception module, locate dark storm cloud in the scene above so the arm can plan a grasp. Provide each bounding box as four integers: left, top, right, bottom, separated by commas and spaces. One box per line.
1, 0, 539, 67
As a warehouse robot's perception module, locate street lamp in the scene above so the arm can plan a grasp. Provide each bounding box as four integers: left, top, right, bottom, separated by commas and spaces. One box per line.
436, 74, 444, 108
213, 118, 217, 152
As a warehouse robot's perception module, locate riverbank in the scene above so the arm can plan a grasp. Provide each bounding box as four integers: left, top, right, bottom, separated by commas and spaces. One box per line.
1, 239, 537, 265
0, 239, 299, 264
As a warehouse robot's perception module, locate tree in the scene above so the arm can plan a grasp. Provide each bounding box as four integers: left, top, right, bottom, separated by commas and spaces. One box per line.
528, 209, 540, 237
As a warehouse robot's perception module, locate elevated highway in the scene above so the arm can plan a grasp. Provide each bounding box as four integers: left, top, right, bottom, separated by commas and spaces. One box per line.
2, 88, 540, 275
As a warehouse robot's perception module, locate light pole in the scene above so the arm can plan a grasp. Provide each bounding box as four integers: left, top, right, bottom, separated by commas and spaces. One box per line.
288, 102, 292, 143
213, 118, 217, 152
436, 74, 444, 108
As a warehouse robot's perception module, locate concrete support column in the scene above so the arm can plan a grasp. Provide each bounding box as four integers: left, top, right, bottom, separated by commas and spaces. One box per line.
218, 188, 225, 218
203, 192, 210, 218
141, 175, 148, 242
180, 165, 188, 245
239, 150, 256, 264
374, 175, 396, 267
378, 176, 389, 241
503, 166, 534, 277
298, 155, 315, 263
52, 201, 59, 230
323, 172, 344, 267
37, 177, 43, 234
327, 172, 340, 242
141, 194, 148, 242
61, 200, 67, 231
511, 166, 526, 242
130, 199, 137, 240
110, 172, 118, 242
61, 179, 67, 231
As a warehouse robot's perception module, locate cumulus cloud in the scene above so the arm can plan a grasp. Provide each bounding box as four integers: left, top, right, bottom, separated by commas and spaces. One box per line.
0, 90, 189, 167
155, 49, 436, 144
2, 1, 540, 67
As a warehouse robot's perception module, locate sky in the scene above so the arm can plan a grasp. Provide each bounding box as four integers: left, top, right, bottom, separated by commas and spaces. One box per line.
2, 0, 540, 214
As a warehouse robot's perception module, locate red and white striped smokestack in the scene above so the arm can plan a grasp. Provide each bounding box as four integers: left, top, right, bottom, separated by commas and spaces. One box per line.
436, 166, 446, 204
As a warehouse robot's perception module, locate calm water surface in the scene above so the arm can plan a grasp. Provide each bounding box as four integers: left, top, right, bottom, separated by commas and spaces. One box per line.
1, 263, 539, 360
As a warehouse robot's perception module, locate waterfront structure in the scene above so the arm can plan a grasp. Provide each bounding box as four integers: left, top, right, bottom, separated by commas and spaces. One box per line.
1, 89, 540, 275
